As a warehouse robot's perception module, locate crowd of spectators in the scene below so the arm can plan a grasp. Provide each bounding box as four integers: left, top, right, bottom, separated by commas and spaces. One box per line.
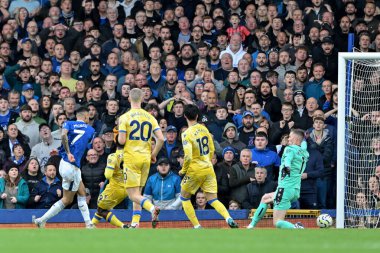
0, 0, 379, 218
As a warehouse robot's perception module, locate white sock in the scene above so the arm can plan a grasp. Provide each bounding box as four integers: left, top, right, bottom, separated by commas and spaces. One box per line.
39, 200, 65, 223
149, 206, 155, 213
225, 217, 232, 222
77, 196, 91, 224
194, 225, 201, 229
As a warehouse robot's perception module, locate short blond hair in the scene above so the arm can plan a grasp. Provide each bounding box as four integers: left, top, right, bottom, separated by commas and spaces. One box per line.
130, 88, 143, 103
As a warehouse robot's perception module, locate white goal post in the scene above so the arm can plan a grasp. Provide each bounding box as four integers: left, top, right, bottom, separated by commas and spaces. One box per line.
337, 52, 380, 228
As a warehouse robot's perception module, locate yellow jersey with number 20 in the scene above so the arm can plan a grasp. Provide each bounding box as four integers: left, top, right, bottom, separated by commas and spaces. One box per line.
118, 108, 160, 164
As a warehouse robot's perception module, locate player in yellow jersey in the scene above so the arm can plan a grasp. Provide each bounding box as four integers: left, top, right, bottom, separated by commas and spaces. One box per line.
91, 148, 130, 228
118, 88, 164, 228
179, 104, 238, 228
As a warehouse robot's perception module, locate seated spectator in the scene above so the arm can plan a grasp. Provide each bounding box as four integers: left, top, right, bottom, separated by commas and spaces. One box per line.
229, 149, 256, 206
144, 157, 182, 210
242, 166, 277, 209
30, 162, 62, 209
0, 162, 29, 209
31, 123, 61, 169
220, 122, 246, 153
195, 190, 211, 210
228, 200, 241, 210
81, 149, 106, 209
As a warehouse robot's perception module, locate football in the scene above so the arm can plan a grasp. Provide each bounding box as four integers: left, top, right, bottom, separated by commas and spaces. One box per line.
317, 214, 334, 228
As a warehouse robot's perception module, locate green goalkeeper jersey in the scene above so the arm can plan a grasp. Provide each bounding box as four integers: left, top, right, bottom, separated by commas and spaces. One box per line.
278, 141, 309, 189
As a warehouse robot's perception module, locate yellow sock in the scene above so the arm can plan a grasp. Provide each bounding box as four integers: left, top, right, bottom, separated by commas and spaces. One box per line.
106, 212, 124, 228
131, 210, 141, 224
182, 199, 200, 227
141, 198, 154, 212
92, 213, 103, 225
209, 199, 230, 220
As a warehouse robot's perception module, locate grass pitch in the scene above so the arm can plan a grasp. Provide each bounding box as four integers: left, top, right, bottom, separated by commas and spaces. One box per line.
0, 229, 378, 253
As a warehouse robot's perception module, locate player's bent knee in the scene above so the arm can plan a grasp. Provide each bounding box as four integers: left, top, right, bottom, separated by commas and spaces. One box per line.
97, 207, 110, 219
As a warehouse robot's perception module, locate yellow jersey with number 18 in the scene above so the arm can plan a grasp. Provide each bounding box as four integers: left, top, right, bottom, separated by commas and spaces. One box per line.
181, 123, 215, 176
118, 108, 160, 164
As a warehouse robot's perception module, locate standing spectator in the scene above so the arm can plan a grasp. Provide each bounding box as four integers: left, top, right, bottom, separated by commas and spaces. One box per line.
257, 80, 282, 122
307, 117, 333, 209
303, 63, 326, 99
214, 147, 235, 207
220, 33, 246, 67
0, 163, 29, 209
242, 166, 277, 209
81, 149, 106, 209
3, 144, 28, 173
250, 132, 281, 181
270, 102, 295, 145
239, 111, 256, 148
0, 124, 31, 159
15, 104, 40, 148
275, 50, 297, 88
144, 157, 182, 210
0, 96, 18, 131
31, 123, 61, 169
299, 147, 324, 209
30, 162, 62, 209
229, 149, 256, 205
312, 36, 338, 83
162, 125, 181, 159
21, 158, 42, 193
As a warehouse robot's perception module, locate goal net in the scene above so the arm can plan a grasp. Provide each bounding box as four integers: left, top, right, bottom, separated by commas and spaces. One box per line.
337, 53, 380, 228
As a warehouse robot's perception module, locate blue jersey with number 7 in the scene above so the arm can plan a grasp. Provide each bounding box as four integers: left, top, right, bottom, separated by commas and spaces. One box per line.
59, 120, 95, 167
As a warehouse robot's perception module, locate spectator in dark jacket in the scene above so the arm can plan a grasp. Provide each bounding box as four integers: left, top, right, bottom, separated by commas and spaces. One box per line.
292, 90, 313, 130
30, 162, 62, 209
81, 149, 106, 208
257, 80, 282, 122
220, 122, 246, 153
242, 166, 277, 209
307, 117, 333, 209
0, 123, 31, 160
213, 148, 235, 207
270, 102, 295, 145
299, 147, 324, 209
311, 36, 338, 83
229, 149, 256, 205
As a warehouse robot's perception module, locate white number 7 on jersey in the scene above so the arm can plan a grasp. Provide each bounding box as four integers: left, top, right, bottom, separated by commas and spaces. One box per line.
71, 129, 85, 145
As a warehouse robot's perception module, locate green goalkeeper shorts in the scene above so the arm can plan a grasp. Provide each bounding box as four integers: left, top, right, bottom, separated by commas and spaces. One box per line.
273, 187, 300, 210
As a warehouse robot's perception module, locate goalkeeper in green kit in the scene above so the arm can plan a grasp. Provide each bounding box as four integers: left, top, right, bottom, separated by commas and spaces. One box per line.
247, 129, 309, 229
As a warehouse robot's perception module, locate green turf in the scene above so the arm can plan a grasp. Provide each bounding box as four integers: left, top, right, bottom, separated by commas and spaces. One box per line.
0, 229, 378, 253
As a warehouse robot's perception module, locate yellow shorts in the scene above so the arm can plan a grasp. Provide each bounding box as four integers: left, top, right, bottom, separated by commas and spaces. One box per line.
181, 171, 217, 195
123, 161, 150, 188
97, 183, 128, 211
